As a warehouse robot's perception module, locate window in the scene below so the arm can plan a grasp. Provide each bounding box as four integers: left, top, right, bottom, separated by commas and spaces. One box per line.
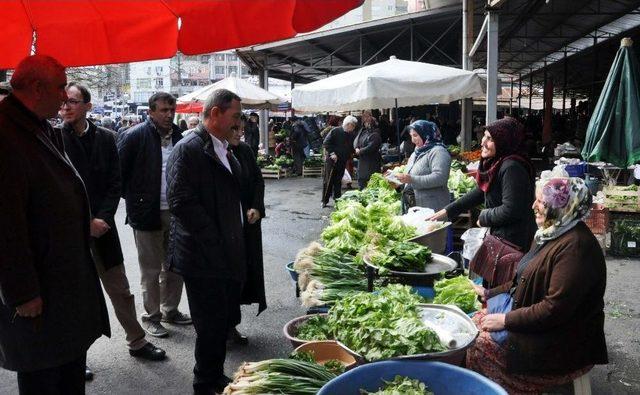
146, 67, 152, 75
200, 55, 210, 64
228, 66, 237, 75
155, 78, 164, 88
215, 54, 226, 61
227, 54, 237, 61
137, 78, 151, 89
241, 66, 250, 76
215, 66, 225, 75
155, 66, 163, 75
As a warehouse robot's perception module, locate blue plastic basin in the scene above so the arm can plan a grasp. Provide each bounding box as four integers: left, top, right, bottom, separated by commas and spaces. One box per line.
318, 360, 506, 395
285, 261, 298, 282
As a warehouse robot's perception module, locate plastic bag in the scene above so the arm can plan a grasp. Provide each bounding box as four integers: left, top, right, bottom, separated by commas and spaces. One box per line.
461, 227, 489, 261
341, 169, 352, 186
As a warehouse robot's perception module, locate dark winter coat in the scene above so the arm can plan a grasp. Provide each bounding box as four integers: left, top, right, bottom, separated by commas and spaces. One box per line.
61, 121, 124, 270
0, 95, 110, 372
117, 119, 182, 231
230, 142, 267, 314
290, 121, 308, 152
489, 222, 608, 374
353, 126, 382, 182
323, 126, 354, 164
166, 126, 246, 282
445, 159, 536, 251
244, 121, 260, 154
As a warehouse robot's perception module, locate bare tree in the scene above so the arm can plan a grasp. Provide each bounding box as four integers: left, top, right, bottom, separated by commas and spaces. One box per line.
66, 64, 127, 101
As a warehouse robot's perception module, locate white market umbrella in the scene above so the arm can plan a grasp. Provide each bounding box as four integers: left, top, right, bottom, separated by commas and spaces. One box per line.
291, 56, 486, 112
176, 72, 285, 112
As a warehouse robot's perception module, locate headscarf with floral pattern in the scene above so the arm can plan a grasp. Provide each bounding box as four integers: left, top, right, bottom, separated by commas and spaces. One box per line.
534, 177, 592, 244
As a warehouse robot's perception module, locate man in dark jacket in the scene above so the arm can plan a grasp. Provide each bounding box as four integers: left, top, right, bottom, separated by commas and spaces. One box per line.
118, 92, 191, 339
244, 112, 260, 156
290, 118, 308, 176
322, 115, 357, 207
0, 55, 110, 394
228, 120, 267, 345
60, 83, 166, 366
166, 89, 246, 395
353, 110, 382, 189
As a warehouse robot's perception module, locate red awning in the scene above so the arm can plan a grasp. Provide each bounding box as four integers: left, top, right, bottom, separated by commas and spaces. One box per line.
1, 0, 363, 68
176, 101, 204, 114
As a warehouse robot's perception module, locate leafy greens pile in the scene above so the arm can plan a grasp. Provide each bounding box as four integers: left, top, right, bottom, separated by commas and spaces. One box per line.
447, 169, 477, 199
363, 375, 434, 395
295, 315, 333, 341
327, 284, 444, 361
364, 239, 431, 273
433, 275, 481, 313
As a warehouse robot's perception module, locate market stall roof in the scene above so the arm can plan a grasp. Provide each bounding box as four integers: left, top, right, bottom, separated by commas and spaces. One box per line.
0, 0, 363, 68
291, 56, 485, 112
237, 1, 640, 97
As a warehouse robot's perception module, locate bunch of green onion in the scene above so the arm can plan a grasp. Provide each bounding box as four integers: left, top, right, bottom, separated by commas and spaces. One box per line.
223, 359, 337, 395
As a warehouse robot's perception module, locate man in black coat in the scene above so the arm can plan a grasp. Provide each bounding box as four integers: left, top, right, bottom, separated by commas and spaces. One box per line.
0, 55, 110, 394
243, 112, 260, 156
290, 118, 308, 176
322, 115, 358, 207
118, 92, 191, 339
228, 120, 267, 345
166, 89, 246, 394
59, 83, 166, 366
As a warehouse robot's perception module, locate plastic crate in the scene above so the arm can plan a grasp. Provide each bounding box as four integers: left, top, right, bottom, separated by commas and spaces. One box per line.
604, 186, 640, 213
609, 215, 640, 257
565, 163, 587, 178
583, 203, 609, 234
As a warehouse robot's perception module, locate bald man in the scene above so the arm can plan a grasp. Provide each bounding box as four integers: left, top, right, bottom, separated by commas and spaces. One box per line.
0, 55, 110, 394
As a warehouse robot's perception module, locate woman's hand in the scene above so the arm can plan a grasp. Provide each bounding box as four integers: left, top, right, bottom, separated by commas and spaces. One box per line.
472, 284, 487, 302
481, 313, 506, 332
395, 173, 411, 184
428, 209, 447, 221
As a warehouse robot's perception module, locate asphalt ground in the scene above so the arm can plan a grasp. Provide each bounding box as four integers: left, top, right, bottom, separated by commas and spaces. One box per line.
1, 176, 639, 394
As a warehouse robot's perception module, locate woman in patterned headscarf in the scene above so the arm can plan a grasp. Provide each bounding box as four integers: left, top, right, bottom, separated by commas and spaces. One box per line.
393, 120, 451, 212
466, 177, 608, 394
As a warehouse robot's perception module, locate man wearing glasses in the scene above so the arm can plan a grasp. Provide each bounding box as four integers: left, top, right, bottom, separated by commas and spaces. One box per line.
59, 83, 167, 377
0, 55, 110, 394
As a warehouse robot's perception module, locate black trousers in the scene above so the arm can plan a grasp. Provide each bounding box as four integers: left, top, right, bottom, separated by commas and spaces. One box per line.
322, 160, 346, 204
183, 276, 241, 393
17, 354, 86, 395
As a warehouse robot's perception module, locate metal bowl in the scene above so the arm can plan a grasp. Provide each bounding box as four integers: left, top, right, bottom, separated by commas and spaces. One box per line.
363, 253, 458, 279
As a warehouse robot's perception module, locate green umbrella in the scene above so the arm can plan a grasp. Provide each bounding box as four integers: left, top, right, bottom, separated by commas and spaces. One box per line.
582, 37, 640, 168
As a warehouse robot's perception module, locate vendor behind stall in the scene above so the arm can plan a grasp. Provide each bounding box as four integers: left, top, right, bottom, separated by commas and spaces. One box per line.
430, 117, 536, 252
393, 120, 451, 212
467, 176, 608, 393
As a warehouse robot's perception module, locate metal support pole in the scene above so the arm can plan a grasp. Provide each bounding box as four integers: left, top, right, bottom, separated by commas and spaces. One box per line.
518, 74, 522, 110
529, 71, 533, 116
590, 31, 598, 115
543, 61, 547, 113
461, 0, 474, 150
410, 22, 414, 61
509, 77, 514, 114
259, 57, 269, 153
485, 11, 499, 124
562, 49, 568, 114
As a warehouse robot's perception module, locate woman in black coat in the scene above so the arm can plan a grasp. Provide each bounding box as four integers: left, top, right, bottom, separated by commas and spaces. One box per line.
430, 117, 536, 251
228, 128, 267, 341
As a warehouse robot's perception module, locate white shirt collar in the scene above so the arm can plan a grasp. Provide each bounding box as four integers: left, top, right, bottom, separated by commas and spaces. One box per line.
209, 133, 229, 151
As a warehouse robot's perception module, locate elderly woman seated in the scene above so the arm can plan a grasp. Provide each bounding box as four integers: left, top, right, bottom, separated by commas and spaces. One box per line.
467, 176, 608, 394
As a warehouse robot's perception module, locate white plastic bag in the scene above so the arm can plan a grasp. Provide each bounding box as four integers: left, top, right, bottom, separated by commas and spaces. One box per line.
461, 227, 489, 261
341, 169, 352, 186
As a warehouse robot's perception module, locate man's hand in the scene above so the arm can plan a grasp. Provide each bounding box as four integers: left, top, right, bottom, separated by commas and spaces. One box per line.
355, 148, 360, 156
472, 284, 487, 302
481, 313, 506, 332
90, 218, 110, 238
330, 153, 338, 162
16, 296, 43, 318
247, 209, 261, 224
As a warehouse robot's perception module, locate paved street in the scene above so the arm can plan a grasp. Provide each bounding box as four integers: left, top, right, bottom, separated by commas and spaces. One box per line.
1, 176, 639, 394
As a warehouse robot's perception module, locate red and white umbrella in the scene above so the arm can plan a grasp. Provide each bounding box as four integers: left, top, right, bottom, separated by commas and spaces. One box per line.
1, 0, 363, 68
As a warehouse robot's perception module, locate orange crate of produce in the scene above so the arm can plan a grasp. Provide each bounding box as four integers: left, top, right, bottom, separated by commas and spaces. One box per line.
584, 203, 609, 235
